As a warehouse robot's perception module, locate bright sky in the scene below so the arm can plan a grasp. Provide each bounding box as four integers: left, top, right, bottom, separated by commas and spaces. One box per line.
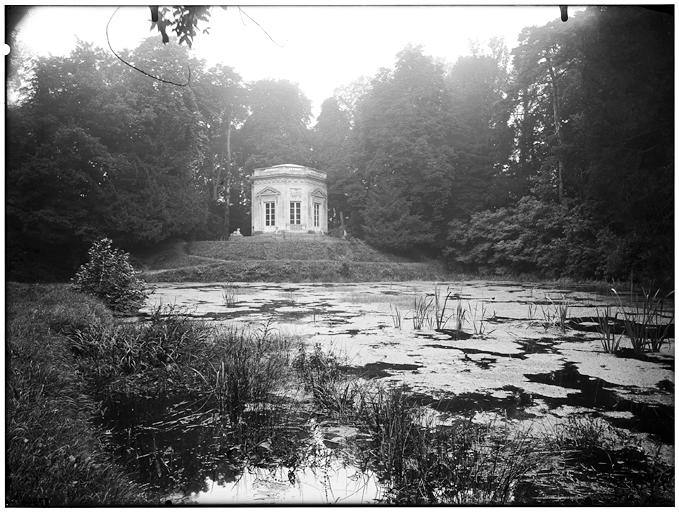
11, 5, 579, 117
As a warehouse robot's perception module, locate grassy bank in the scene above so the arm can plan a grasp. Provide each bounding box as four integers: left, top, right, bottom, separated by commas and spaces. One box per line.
143, 259, 447, 283
136, 236, 449, 283
6, 284, 145, 505
189, 237, 408, 262
6, 283, 298, 505
135, 237, 656, 292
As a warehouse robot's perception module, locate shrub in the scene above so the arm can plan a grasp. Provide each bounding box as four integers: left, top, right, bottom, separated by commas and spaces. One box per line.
72, 238, 149, 313
445, 197, 608, 279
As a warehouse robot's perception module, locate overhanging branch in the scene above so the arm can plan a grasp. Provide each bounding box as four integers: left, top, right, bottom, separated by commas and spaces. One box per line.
106, 7, 191, 87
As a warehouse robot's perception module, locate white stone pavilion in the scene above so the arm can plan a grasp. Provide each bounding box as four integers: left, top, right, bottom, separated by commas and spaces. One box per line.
250, 164, 328, 234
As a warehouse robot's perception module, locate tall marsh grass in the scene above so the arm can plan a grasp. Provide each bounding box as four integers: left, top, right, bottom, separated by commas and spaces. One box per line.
221, 282, 238, 307
468, 302, 494, 335
361, 386, 535, 504
412, 296, 434, 330
390, 305, 402, 329
433, 284, 455, 329
595, 306, 622, 353
293, 344, 367, 420
613, 288, 674, 353
548, 295, 569, 332
207, 324, 294, 423
71, 306, 295, 424
70, 305, 212, 386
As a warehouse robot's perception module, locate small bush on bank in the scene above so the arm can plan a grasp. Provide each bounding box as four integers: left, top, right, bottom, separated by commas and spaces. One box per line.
72, 238, 149, 313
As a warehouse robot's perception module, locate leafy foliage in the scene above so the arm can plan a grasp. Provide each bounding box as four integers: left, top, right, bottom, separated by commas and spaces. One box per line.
238, 79, 314, 171
72, 238, 149, 313
446, 197, 608, 278
151, 6, 213, 47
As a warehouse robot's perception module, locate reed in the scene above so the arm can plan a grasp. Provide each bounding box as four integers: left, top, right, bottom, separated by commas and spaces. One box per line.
361, 386, 535, 504
390, 304, 402, 329
595, 306, 622, 353
221, 282, 238, 307
412, 295, 434, 330
467, 302, 494, 335
613, 288, 674, 353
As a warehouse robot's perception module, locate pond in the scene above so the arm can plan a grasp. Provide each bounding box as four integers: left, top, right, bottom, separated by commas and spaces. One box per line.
105, 281, 674, 504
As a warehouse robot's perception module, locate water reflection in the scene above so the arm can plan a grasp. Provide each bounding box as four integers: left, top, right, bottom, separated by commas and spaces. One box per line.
100, 393, 383, 504
187, 457, 382, 504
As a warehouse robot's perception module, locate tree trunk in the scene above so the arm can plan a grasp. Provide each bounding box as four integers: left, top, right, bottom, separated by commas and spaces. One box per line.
223, 115, 232, 238
339, 211, 347, 239
546, 55, 565, 204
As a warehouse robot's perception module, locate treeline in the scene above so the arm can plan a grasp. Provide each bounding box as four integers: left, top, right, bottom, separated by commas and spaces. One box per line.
319, 6, 673, 282
7, 6, 673, 282
7, 38, 316, 279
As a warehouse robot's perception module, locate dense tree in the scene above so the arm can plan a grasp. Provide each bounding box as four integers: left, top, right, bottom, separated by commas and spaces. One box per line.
350, 46, 458, 250
570, 7, 673, 279
237, 79, 313, 171
311, 97, 353, 230
7, 40, 210, 278
446, 45, 514, 212
6, 6, 672, 284
193, 64, 247, 238
448, 6, 673, 281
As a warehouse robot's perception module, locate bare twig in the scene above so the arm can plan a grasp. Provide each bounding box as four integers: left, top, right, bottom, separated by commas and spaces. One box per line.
237, 7, 283, 47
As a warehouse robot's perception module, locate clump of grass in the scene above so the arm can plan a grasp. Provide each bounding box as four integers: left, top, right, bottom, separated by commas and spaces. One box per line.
539, 304, 555, 330
596, 306, 622, 353
433, 284, 455, 329
361, 386, 535, 504
550, 416, 614, 452
221, 282, 238, 307
548, 295, 569, 332
362, 386, 417, 485
72, 306, 295, 425
208, 324, 293, 424
452, 299, 467, 331
539, 416, 675, 505
412, 295, 434, 330
527, 302, 536, 320
467, 302, 494, 336
293, 344, 365, 419
390, 305, 402, 329
70, 305, 212, 389
613, 288, 674, 353
538, 295, 569, 332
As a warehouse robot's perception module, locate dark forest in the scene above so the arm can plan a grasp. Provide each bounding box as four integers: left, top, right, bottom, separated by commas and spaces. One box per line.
7, 6, 673, 283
